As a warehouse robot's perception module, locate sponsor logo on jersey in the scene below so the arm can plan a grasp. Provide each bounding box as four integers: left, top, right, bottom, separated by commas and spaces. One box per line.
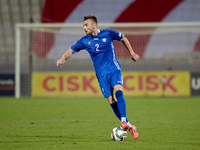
88, 41, 91, 45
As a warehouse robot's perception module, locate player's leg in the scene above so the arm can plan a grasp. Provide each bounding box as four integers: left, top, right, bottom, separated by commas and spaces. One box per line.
114, 85, 139, 139
112, 71, 139, 139
98, 76, 121, 120
107, 95, 130, 123
107, 95, 121, 120
114, 85, 130, 125
111, 70, 130, 125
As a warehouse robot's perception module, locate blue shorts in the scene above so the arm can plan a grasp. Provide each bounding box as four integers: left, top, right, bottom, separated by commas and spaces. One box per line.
98, 70, 123, 98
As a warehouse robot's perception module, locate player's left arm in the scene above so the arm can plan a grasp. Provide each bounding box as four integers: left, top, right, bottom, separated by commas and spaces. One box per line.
121, 37, 140, 62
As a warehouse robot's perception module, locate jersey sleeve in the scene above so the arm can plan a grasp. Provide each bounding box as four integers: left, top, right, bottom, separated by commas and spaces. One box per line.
70, 37, 85, 53
109, 29, 125, 41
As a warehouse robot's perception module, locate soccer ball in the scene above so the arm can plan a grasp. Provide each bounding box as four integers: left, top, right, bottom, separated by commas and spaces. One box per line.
111, 127, 127, 141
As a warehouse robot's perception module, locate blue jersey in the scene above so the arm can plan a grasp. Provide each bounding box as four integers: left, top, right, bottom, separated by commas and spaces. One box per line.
70, 29, 124, 78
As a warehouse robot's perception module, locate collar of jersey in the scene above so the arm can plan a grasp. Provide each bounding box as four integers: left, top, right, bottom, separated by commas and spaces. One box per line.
88, 29, 100, 37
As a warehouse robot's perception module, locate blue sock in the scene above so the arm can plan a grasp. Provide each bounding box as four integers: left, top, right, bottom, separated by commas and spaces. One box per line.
115, 90, 127, 122
110, 101, 121, 120
110, 101, 129, 122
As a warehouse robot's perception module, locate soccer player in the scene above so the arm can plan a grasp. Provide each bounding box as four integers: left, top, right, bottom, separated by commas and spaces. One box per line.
57, 15, 140, 140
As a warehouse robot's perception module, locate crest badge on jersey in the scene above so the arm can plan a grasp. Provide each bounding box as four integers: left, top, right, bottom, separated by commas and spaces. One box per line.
102, 38, 106, 42
88, 41, 91, 45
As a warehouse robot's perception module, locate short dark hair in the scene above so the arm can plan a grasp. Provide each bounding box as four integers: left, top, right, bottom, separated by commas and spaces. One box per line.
83, 15, 97, 24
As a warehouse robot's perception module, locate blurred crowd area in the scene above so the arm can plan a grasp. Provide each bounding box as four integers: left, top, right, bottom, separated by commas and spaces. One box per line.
0, 0, 200, 73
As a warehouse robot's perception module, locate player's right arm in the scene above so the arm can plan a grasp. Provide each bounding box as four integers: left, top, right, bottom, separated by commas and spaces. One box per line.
57, 37, 85, 67
56, 49, 73, 68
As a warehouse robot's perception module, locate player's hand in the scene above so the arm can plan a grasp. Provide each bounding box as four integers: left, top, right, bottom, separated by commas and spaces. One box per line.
56, 59, 65, 67
131, 53, 140, 62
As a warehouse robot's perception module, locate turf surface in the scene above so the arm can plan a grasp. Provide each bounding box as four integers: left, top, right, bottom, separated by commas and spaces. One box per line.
0, 97, 200, 150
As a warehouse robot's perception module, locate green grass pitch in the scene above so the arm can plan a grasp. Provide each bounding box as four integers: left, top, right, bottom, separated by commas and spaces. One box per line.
0, 96, 200, 150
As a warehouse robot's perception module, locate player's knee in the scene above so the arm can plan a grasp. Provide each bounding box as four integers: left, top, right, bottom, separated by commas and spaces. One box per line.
114, 85, 123, 92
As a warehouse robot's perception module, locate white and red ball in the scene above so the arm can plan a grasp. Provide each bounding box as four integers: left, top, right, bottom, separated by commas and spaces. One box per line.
111, 127, 127, 141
